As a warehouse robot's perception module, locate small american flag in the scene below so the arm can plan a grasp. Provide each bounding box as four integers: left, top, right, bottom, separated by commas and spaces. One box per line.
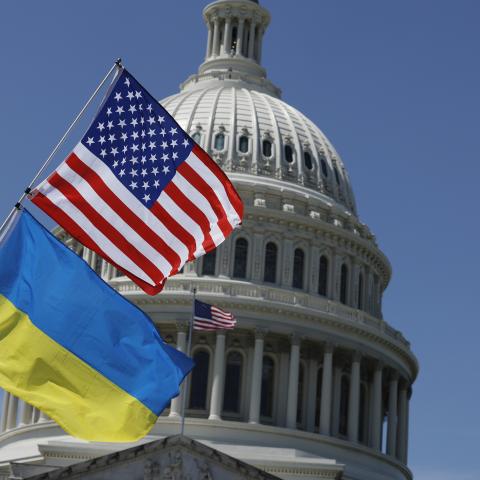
31, 68, 243, 294
193, 300, 236, 331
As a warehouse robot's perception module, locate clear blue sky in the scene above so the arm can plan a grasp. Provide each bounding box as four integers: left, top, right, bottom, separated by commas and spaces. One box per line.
0, 1, 479, 479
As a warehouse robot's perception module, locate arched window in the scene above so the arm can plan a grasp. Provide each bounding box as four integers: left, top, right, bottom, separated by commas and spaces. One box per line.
223, 351, 243, 413
292, 248, 305, 289
318, 255, 328, 296
239, 136, 249, 153
191, 131, 201, 144
262, 139, 272, 157
263, 242, 278, 283
296, 363, 305, 424
340, 264, 348, 305
214, 133, 225, 150
189, 350, 210, 410
358, 273, 364, 310
233, 238, 248, 279
359, 383, 368, 444
202, 249, 216, 276
320, 157, 328, 177
339, 375, 350, 436
315, 367, 323, 428
334, 166, 341, 185
260, 356, 275, 418
284, 144, 294, 163
304, 151, 313, 170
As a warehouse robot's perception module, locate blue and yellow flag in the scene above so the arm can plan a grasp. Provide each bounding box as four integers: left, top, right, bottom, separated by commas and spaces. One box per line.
0, 209, 193, 442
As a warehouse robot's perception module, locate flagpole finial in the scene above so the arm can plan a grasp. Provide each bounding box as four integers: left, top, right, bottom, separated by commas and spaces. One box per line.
115, 58, 123, 68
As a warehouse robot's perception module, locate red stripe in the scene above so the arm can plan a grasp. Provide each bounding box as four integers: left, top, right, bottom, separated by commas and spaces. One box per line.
150, 202, 196, 262
193, 319, 235, 330
192, 145, 244, 222
31, 192, 165, 295
177, 161, 233, 238
46, 171, 165, 285
163, 181, 216, 252
194, 316, 236, 327
67, 153, 181, 273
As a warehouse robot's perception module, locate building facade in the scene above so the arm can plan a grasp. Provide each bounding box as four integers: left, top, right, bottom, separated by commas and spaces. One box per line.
0, 1, 418, 479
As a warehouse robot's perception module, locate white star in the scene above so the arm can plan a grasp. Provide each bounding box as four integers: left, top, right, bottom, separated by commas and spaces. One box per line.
124, 77, 130, 87
142, 181, 149, 190
147, 116, 155, 125
170, 139, 178, 147
106, 107, 112, 116
114, 92, 122, 102
147, 104, 153, 113
148, 141, 156, 150
122, 145, 128, 154
153, 179, 160, 188
141, 168, 148, 177
118, 119, 126, 128
140, 117, 145, 125
120, 132, 128, 141
148, 128, 156, 137
169, 127, 178, 136
112, 160, 119, 168
141, 155, 147, 164
158, 115, 165, 124
142, 193, 151, 203
162, 165, 170, 174
111, 147, 119, 156
129, 169, 138, 177
161, 153, 169, 162
100, 149, 107, 158
131, 144, 139, 152
182, 138, 190, 147
121, 158, 127, 165
98, 136, 106, 145
172, 151, 178, 160
97, 122, 105, 132
138, 104, 144, 111
129, 181, 138, 190
152, 167, 159, 176
161, 141, 168, 149
108, 134, 116, 143
135, 91, 142, 99
131, 131, 139, 140
126, 91, 134, 101
141, 129, 146, 138
130, 118, 138, 127
141, 143, 146, 152
160, 128, 166, 136
119, 169, 126, 177
130, 156, 138, 165
86, 137, 94, 146
128, 104, 137, 114
150, 154, 157, 162
107, 121, 114, 130
116, 106, 124, 115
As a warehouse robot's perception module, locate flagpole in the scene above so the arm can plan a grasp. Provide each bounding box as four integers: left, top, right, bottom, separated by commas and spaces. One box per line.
0, 59, 123, 238
180, 287, 196, 436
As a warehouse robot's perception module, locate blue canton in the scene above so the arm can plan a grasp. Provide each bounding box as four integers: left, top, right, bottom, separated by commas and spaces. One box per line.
81, 69, 193, 208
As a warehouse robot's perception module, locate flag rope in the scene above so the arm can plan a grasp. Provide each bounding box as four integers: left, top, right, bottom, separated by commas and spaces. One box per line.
0, 59, 123, 238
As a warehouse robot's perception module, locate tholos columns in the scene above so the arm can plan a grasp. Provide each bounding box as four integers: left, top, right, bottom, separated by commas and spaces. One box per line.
6, 395, 18, 430
285, 335, 301, 429
20, 401, 33, 426
223, 16, 232, 55
236, 18, 245, 56
331, 365, 342, 436
212, 18, 220, 57
319, 344, 333, 435
347, 352, 361, 442
169, 324, 188, 418
248, 329, 266, 424
248, 20, 256, 59
371, 361, 383, 450
209, 331, 227, 420
396, 381, 409, 463
0, 393, 10, 432
205, 22, 213, 59
386, 373, 399, 456
305, 357, 318, 432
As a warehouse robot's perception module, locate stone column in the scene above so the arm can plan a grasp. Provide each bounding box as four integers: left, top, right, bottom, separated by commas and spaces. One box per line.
209, 331, 227, 420
371, 362, 384, 450
305, 357, 318, 432
396, 382, 409, 463
319, 344, 333, 435
206, 22, 213, 59
236, 18, 245, 56
20, 401, 33, 426
39, 410, 49, 422
256, 26, 264, 63
6, 395, 18, 430
223, 16, 232, 55
212, 18, 221, 56
248, 329, 266, 424
285, 335, 301, 429
248, 20, 256, 59
386, 373, 399, 456
169, 324, 188, 418
331, 365, 342, 436
1, 393, 10, 432
347, 352, 361, 442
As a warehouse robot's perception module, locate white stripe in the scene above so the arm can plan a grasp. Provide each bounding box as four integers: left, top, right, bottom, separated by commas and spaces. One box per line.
195, 316, 236, 327
39, 182, 154, 285
55, 163, 173, 278
186, 152, 241, 226
70, 143, 191, 260
172, 172, 225, 246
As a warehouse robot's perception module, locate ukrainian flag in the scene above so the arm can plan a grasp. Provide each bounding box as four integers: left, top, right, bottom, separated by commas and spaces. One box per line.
0, 209, 193, 442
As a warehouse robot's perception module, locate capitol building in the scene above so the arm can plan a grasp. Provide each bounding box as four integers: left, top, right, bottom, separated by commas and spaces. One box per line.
0, 1, 418, 479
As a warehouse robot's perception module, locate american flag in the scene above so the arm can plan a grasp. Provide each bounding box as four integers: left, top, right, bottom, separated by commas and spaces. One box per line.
193, 300, 236, 331
31, 68, 243, 294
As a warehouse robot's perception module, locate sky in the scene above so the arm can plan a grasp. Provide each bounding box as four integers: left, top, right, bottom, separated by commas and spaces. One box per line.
0, 0, 479, 478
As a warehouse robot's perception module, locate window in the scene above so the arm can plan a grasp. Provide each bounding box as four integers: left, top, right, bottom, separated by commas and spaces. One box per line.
296, 363, 305, 424
320, 158, 328, 177
223, 352, 243, 413
334, 166, 341, 185
260, 356, 275, 418
339, 375, 350, 436
284, 144, 294, 163
358, 273, 364, 310
340, 264, 348, 305
292, 248, 305, 289
233, 238, 248, 279
239, 135, 249, 153
189, 350, 210, 409
318, 255, 328, 296
192, 131, 201, 144
263, 242, 278, 283
304, 151, 313, 170
262, 139, 272, 157
214, 133, 225, 150
202, 249, 216, 276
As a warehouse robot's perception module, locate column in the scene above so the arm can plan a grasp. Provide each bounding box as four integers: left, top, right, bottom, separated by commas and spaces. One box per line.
347, 352, 361, 442
20, 401, 33, 426
285, 335, 301, 429
256, 26, 264, 63
386, 372, 399, 456
319, 344, 333, 435
209, 331, 227, 420
236, 18, 245, 56
248, 329, 265, 424
331, 365, 342, 436
223, 16, 232, 55
371, 362, 384, 450
205, 22, 213, 59
1, 393, 10, 432
6, 395, 18, 430
396, 382, 409, 463
305, 357, 318, 432
212, 18, 220, 56
248, 20, 256, 59
39, 410, 49, 422
169, 324, 188, 418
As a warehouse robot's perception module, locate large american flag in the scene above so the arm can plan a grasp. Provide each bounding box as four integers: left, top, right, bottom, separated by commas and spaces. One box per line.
31, 68, 243, 294
193, 300, 236, 331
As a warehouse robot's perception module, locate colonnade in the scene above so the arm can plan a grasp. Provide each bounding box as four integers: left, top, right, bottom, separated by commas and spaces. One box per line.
0, 393, 47, 433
